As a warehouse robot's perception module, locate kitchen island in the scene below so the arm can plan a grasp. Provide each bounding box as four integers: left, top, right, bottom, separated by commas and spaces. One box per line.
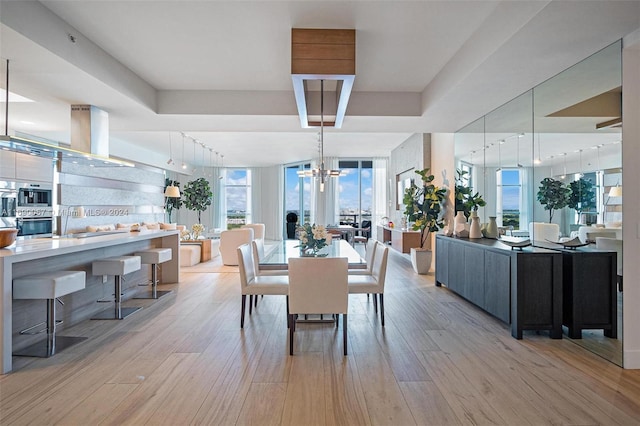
0, 230, 180, 373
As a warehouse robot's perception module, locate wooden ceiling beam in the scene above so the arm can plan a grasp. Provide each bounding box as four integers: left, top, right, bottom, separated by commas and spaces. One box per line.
291, 29, 355, 128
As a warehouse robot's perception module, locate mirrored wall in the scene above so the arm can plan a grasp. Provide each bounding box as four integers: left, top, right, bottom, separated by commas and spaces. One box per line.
454, 40, 623, 365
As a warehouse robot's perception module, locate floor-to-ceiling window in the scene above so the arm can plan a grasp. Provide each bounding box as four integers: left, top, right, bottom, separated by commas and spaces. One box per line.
496, 169, 521, 229
284, 163, 311, 225
337, 160, 372, 227
224, 168, 251, 229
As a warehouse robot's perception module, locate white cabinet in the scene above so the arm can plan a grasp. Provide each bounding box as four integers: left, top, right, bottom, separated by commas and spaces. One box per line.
0, 150, 16, 179
15, 153, 54, 182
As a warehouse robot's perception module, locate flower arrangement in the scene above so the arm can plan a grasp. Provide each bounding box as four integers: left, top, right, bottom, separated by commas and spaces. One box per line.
180, 228, 192, 241
191, 223, 205, 239
296, 223, 329, 255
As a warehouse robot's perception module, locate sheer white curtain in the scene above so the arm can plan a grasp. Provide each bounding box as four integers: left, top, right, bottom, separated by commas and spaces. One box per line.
212, 167, 226, 230
372, 158, 388, 227
250, 166, 284, 240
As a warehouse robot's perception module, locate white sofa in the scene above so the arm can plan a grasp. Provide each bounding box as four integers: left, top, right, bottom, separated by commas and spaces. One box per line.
180, 245, 201, 267
241, 223, 265, 241
576, 224, 622, 243
528, 222, 560, 243
220, 228, 254, 266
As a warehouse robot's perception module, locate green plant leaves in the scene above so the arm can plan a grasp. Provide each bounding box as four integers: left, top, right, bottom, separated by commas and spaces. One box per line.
403, 168, 446, 248
182, 177, 213, 224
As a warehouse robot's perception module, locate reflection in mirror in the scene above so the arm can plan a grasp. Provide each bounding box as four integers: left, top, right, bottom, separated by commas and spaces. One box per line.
453, 40, 622, 365
485, 91, 533, 236
454, 117, 485, 224
533, 40, 622, 365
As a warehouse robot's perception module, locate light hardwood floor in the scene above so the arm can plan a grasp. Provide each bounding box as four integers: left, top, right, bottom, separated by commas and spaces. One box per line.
2, 249, 640, 425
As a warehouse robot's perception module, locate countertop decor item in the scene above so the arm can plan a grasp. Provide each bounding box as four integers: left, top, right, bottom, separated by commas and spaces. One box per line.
545, 237, 589, 250
499, 238, 532, 250
485, 216, 498, 239
0, 228, 18, 248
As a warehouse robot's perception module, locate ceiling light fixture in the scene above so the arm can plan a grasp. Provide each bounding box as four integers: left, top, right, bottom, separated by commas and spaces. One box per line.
296, 79, 342, 192
192, 138, 197, 173
180, 132, 187, 170
534, 134, 542, 165
167, 132, 174, 165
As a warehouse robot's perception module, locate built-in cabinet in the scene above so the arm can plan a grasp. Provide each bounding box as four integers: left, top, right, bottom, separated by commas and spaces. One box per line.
0, 151, 53, 182
436, 235, 563, 339
0, 150, 16, 180
376, 225, 421, 254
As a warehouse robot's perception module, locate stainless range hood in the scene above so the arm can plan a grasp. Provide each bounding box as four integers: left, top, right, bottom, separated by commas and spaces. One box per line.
2, 59, 133, 167
0, 105, 134, 168
0, 134, 135, 167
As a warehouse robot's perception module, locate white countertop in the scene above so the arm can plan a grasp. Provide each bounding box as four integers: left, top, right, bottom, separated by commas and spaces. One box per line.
0, 230, 180, 263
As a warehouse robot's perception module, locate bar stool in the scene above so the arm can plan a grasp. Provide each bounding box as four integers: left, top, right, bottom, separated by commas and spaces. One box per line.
13, 271, 87, 357
134, 248, 172, 299
92, 256, 142, 320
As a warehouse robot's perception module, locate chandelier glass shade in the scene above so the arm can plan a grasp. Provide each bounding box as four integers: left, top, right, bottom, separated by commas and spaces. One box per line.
297, 79, 342, 192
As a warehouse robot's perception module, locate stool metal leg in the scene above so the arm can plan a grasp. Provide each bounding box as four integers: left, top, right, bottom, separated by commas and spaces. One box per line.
13, 299, 87, 358
47, 298, 56, 355
134, 264, 172, 299
92, 275, 142, 320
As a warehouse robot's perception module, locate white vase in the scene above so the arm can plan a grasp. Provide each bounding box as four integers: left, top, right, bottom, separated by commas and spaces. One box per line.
453, 211, 468, 237
469, 216, 482, 238
485, 216, 498, 239
410, 248, 432, 274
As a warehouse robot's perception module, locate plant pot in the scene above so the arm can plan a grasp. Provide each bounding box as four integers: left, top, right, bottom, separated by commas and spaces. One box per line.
410, 248, 432, 274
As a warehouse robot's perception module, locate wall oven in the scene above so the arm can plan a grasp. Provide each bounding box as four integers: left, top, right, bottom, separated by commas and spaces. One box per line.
16, 215, 53, 237
15, 183, 53, 237
18, 186, 52, 207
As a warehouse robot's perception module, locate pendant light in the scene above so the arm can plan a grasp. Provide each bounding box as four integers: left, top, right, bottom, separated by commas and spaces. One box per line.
297, 79, 342, 192
167, 132, 174, 165
181, 132, 187, 170
534, 133, 542, 165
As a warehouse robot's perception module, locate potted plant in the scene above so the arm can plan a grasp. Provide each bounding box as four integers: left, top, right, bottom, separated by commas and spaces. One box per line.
164, 178, 182, 223
182, 177, 213, 224
403, 168, 447, 274
567, 177, 596, 224
455, 169, 486, 219
537, 177, 570, 222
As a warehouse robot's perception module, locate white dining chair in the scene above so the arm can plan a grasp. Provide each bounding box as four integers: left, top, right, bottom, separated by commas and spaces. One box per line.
347, 243, 389, 326
251, 240, 287, 277
348, 238, 378, 276
288, 257, 349, 355
237, 243, 289, 328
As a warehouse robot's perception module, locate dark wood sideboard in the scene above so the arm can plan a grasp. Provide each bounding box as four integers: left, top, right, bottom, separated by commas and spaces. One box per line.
533, 241, 617, 339
435, 235, 563, 339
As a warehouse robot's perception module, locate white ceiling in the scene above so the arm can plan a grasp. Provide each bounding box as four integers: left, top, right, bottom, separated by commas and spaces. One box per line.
0, 0, 638, 173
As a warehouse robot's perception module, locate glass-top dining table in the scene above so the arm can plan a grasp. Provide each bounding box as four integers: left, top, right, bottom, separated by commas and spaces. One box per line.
260, 239, 366, 270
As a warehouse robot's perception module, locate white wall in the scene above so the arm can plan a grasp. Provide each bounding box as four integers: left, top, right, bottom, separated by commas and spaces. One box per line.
622, 29, 640, 369
389, 133, 431, 225
430, 133, 456, 271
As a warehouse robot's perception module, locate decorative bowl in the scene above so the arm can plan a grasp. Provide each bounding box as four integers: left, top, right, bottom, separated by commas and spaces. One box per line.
0, 228, 18, 248
498, 238, 532, 250
545, 237, 589, 249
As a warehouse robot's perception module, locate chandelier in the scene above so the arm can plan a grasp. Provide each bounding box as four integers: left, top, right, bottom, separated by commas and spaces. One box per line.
297, 80, 342, 192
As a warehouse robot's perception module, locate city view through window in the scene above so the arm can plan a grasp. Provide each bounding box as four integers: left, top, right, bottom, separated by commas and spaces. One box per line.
224, 162, 374, 234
